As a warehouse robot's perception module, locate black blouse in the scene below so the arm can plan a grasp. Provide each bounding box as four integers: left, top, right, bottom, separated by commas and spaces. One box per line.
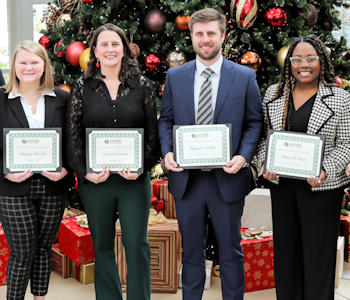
288, 93, 316, 133
66, 75, 160, 180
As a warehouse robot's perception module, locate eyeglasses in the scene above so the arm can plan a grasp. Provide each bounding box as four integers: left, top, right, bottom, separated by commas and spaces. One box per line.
289, 56, 320, 67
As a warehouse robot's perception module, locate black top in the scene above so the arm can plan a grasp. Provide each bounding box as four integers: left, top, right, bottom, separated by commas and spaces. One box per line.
289, 93, 316, 133
66, 75, 160, 180
0, 87, 73, 196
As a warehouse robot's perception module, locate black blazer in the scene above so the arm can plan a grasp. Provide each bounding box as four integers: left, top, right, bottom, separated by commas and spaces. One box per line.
0, 87, 73, 196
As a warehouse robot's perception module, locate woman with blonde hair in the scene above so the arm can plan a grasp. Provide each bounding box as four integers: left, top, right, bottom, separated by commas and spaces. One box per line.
0, 40, 71, 300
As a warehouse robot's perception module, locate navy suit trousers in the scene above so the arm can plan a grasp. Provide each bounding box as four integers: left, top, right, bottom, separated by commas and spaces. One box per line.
175, 169, 245, 300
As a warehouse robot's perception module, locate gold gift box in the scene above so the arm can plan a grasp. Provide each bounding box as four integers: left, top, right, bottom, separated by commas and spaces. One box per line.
71, 261, 95, 285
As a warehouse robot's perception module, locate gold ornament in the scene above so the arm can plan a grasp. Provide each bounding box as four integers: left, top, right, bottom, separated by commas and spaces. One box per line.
341, 78, 350, 89
57, 13, 71, 28
79, 48, 90, 71
326, 46, 331, 57
277, 45, 290, 68
166, 51, 186, 68
240, 51, 261, 72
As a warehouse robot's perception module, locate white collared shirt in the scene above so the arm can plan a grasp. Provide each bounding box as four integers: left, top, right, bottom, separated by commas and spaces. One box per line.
194, 55, 223, 123
8, 91, 56, 128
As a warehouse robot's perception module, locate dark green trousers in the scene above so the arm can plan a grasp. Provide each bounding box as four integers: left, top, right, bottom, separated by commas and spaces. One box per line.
78, 173, 151, 300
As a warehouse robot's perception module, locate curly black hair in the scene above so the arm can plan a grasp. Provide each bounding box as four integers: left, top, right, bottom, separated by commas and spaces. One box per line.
274, 35, 337, 131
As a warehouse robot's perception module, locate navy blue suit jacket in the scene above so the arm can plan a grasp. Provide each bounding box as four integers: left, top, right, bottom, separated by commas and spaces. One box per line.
158, 58, 263, 203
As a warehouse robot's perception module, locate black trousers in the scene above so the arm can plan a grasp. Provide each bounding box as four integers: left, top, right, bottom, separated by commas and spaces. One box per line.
269, 178, 343, 300
0, 178, 66, 300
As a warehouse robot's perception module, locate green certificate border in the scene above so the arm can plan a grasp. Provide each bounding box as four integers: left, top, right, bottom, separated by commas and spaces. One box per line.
86, 128, 144, 173
3, 128, 61, 173
264, 130, 325, 179
173, 124, 232, 169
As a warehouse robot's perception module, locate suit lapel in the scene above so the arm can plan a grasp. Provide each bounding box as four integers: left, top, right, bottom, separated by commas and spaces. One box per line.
213, 58, 234, 123
8, 97, 29, 127
44, 94, 56, 127
307, 83, 334, 135
266, 93, 285, 131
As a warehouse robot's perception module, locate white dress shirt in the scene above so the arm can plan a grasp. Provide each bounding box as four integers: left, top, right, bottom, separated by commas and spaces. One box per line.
8, 91, 56, 128
194, 55, 223, 123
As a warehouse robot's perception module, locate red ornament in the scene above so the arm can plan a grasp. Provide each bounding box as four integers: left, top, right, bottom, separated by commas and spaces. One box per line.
39, 36, 51, 50
145, 10, 166, 33
151, 195, 158, 206
55, 40, 66, 58
145, 54, 161, 71
81, 0, 93, 2
154, 199, 165, 213
65, 41, 86, 67
55, 40, 63, 50
264, 8, 287, 28
230, 0, 258, 30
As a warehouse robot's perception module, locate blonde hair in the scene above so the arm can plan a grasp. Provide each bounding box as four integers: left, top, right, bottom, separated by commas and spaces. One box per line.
5, 40, 54, 94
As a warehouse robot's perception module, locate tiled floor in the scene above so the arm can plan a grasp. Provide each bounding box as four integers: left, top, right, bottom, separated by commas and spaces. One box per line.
0, 263, 349, 300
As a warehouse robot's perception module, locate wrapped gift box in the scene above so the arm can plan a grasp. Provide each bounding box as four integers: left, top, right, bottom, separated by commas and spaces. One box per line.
52, 244, 71, 278
158, 179, 176, 219
341, 215, 350, 262
62, 208, 85, 219
242, 188, 272, 228
115, 219, 181, 293
151, 179, 167, 199
0, 226, 9, 286
179, 260, 213, 289
241, 230, 275, 292
71, 261, 95, 285
58, 217, 94, 265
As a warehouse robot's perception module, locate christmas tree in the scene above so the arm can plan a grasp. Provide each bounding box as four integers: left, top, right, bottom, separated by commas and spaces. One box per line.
40, 0, 350, 96
41, 0, 350, 264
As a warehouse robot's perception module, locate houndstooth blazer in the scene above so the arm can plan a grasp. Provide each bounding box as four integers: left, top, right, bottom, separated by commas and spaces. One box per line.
256, 82, 350, 191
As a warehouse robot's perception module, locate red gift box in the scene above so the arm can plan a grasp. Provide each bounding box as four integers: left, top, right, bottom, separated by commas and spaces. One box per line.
151, 179, 167, 199
58, 217, 94, 265
116, 219, 181, 293
341, 215, 350, 262
0, 226, 9, 286
241, 231, 275, 292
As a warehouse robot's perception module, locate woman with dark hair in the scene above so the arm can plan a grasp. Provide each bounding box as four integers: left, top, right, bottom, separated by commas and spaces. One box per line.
257, 35, 350, 300
66, 23, 160, 300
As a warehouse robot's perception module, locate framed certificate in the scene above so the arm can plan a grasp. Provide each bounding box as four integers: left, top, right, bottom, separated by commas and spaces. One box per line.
3, 128, 62, 173
86, 128, 144, 173
264, 130, 325, 179
173, 124, 232, 169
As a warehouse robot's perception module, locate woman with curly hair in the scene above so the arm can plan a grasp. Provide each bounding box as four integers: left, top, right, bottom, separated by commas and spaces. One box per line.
66, 24, 160, 300
257, 35, 350, 300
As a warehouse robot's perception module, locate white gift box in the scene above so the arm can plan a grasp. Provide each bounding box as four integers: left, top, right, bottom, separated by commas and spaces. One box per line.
242, 188, 272, 228
179, 260, 213, 289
